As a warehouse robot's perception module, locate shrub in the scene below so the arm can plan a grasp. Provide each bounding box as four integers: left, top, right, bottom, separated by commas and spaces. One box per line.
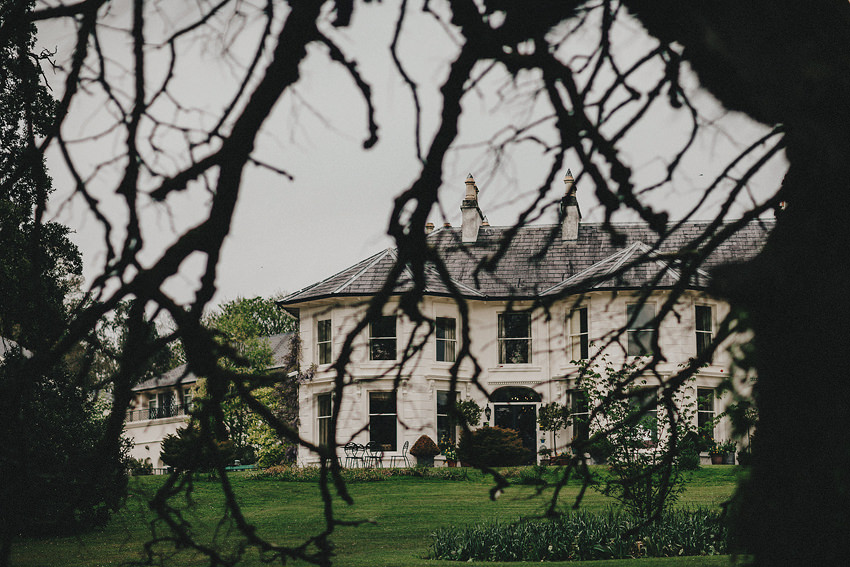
161, 425, 236, 474
128, 457, 153, 476
455, 398, 482, 427
251, 464, 472, 482
410, 435, 440, 458
429, 507, 728, 561
457, 427, 530, 467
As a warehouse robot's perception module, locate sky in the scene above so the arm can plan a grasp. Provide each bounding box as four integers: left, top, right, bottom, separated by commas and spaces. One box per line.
37, 2, 786, 312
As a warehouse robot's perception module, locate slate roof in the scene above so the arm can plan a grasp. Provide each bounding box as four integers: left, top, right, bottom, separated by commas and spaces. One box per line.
280, 220, 773, 305
133, 333, 296, 392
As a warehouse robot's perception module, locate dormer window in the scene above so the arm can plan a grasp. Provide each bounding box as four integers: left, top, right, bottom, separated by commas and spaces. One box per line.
369, 316, 397, 360
498, 312, 531, 364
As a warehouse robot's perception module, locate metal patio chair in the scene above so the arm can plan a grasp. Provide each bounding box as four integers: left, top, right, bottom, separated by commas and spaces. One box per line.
364, 441, 384, 468
389, 440, 410, 467
343, 442, 364, 468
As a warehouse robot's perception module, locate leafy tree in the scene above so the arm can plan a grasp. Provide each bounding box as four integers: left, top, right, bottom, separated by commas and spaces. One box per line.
192, 297, 297, 467
574, 356, 697, 521
0, 351, 129, 548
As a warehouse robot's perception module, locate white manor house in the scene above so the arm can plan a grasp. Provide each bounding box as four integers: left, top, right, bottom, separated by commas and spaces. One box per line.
280, 173, 770, 467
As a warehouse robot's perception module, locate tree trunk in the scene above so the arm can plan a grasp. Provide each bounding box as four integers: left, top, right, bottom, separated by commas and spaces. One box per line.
717, 128, 850, 565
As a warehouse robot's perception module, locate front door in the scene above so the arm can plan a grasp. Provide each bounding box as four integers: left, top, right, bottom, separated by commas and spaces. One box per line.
494, 404, 537, 464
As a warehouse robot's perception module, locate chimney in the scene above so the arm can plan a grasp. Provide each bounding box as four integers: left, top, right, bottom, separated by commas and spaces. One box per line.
560, 169, 582, 241
425, 222, 435, 234
461, 173, 484, 243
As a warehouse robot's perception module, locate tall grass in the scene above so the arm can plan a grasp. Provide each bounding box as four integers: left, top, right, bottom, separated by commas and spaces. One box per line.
430, 507, 727, 562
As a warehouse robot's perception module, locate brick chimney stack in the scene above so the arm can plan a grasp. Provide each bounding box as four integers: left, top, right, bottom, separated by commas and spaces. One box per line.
461, 173, 484, 243
560, 169, 582, 241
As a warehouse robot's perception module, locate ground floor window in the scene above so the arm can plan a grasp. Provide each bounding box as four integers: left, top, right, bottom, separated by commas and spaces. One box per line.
569, 389, 590, 444
318, 393, 333, 448
369, 391, 397, 451
436, 390, 456, 446
697, 387, 715, 439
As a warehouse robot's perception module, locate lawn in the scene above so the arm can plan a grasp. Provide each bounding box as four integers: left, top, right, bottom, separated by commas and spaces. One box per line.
11, 466, 742, 567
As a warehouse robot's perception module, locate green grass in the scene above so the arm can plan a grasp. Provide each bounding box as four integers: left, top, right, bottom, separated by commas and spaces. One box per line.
11, 466, 742, 567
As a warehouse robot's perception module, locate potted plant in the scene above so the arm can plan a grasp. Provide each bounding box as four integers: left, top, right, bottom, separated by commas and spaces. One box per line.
708, 440, 725, 465
538, 446, 552, 466
410, 435, 440, 467
720, 440, 737, 464
439, 435, 458, 467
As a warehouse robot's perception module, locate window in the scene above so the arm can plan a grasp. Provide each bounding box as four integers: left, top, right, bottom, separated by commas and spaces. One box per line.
695, 305, 713, 358
317, 393, 333, 448
369, 391, 397, 450
369, 316, 397, 360
498, 312, 531, 364
436, 390, 457, 445
317, 319, 332, 364
183, 388, 194, 413
149, 391, 175, 419
436, 317, 457, 362
568, 307, 589, 361
697, 388, 715, 438
570, 389, 590, 444
627, 303, 656, 356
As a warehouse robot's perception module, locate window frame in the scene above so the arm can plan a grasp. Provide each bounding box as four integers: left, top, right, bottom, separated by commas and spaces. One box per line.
436, 390, 457, 446
498, 311, 532, 364
626, 302, 657, 356
568, 306, 589, 361
697, 387, 715, 440
695, 305, 713, 359
317, 392, 333, 448
368, 391, 397, 451
435, 317, 457, 362
369, 315, 397, 361
317, 318, 333, 365
569, 389, 590, 444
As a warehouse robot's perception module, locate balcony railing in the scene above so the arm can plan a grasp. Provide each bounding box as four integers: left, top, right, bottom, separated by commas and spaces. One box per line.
125, 403, 192, 423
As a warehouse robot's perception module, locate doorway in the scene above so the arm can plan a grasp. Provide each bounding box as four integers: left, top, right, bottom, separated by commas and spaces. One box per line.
491, 386, 541, 464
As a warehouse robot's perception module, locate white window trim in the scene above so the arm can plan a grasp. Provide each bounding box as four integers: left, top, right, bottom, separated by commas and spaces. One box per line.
567, 305, 589, 362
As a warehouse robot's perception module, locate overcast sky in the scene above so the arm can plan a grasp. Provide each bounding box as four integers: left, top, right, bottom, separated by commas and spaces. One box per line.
38, 2, 786, 311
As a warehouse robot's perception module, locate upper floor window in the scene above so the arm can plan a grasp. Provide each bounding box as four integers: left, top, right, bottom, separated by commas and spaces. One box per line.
436, 317, 457, 362
369, 315, 397, 360
498, 312, 531, 364
568, 307, 589, 361
317, 319, 332, 364
626, 303, 656, 356
695, 305, 713, 358
317, 392, 333, 448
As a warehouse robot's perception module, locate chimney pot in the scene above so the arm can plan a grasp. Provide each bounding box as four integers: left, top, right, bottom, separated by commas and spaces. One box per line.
425, 222, 435, 234
443, 222, 451, 227
461, 173, 484, 243
560, 169, 582, 241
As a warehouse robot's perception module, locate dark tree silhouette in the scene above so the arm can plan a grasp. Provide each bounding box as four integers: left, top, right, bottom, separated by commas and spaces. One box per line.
2, 1, 847, 565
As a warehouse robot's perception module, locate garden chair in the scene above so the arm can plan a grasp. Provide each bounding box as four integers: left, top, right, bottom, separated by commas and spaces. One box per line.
389, 440, 410, 467
343, 442, 363, 468
364, 441, 384, 468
